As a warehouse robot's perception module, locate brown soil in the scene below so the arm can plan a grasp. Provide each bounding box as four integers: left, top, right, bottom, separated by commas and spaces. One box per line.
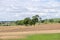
0, 24, 60, 32
0, 24, 60, 39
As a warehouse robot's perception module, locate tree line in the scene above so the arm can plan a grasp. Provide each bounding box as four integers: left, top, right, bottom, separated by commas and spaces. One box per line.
16, 15, 41, 25
0, 15, 60, 26
16, 15, 60, 26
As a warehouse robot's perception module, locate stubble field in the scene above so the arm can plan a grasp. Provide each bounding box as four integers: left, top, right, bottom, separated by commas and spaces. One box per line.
0, 24, 60, 40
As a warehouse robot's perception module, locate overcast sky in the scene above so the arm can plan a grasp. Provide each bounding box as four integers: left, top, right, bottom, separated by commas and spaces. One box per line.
0, 0, 60, 21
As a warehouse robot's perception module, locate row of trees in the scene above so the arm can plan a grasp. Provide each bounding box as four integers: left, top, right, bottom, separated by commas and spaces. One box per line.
41, 18, 60, 24
0, 15, 60, 26
16, 15, 41, 25
16, 15, 60, 26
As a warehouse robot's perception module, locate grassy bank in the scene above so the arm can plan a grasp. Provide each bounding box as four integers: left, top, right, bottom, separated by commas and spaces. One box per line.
5, 33, 60, 40
26, 33, 60, 40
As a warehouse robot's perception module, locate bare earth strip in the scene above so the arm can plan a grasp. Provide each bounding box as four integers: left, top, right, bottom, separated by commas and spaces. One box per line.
0, 24, 60, 39
0, 30, 60, 39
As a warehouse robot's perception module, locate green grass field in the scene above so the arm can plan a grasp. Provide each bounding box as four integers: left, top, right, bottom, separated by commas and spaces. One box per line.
9, 33, 60, 40
26, 34, 60, 40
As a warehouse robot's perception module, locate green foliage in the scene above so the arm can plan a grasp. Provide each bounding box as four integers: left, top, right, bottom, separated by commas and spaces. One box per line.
25, 33, 60, 40
9, 33, 60, 40
41, 19, 49, 24
15, 15, 60, 26
16, 20, 24, 25
0, 15, 60, 26
16, 15, 41, 26
49, 19, 54, 23
24, 17, 31, 25
41, 18, 60, 24
32, 15, 39, 23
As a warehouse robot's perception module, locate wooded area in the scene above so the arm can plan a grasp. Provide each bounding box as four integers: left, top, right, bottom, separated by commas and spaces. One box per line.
0, 15, 60, 26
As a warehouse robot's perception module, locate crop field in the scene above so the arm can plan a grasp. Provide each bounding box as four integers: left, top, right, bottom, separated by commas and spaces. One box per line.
0, 24, 60, 40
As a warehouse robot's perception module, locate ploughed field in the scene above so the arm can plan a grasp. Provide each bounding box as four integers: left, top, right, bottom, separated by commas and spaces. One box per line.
0, 24, 60, 40
0, 24, 60, 32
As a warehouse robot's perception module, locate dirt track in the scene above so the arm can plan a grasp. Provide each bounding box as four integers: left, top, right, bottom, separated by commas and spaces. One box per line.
0, 24, 60, 39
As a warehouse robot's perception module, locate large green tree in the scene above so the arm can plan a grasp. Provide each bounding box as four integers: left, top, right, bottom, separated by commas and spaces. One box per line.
32, 15, 39, 23
32, 15, 41, 24
24, 17, 31, 25
16, 15, 41, 25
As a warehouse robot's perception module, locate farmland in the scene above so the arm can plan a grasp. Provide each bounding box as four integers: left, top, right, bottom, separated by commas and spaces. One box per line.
0, 24, 60, 40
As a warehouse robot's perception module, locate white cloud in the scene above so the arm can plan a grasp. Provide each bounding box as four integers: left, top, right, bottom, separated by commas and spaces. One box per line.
32, 0, 41, 1
14, 14, 19, 17
0, 0, 60, 21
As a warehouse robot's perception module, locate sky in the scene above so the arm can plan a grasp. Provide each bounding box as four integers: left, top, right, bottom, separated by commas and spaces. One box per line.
0, 0, 60, 21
